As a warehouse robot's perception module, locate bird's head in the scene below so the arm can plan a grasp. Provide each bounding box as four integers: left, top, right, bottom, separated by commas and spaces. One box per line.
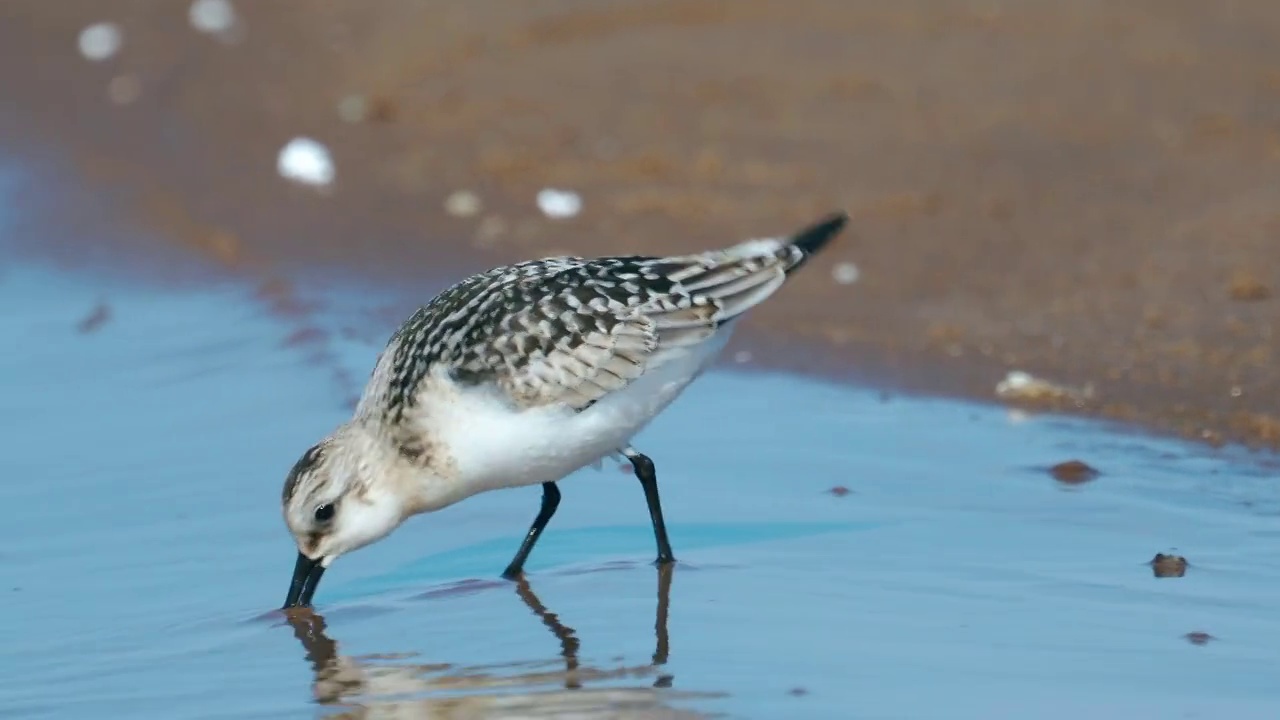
279, 424, 406, 609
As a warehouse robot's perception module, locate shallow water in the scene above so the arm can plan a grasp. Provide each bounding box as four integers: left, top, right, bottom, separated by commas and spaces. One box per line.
4, 251, 1280, 718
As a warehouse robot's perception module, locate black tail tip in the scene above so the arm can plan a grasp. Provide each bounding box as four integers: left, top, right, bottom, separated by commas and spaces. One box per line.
791, 211, 849, 256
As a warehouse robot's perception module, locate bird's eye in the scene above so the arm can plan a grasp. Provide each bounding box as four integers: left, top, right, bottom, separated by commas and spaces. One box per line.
314, 503, 335, 522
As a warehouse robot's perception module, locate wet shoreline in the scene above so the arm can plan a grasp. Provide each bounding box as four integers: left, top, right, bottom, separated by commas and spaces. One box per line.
4, 0, 1280, 450
6, 251, 1280, 718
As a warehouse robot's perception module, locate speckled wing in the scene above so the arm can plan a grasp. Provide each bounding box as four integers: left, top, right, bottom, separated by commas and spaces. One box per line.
368, 213, 847, 415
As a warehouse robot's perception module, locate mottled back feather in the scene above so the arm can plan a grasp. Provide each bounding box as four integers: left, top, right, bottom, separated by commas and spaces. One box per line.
357, 213, 847, 419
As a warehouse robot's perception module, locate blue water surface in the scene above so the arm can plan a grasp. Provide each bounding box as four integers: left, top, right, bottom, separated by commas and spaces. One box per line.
2, 217, 1280, 717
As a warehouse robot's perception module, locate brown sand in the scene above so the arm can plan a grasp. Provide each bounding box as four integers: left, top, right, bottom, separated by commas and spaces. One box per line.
4, 0, 1280, 448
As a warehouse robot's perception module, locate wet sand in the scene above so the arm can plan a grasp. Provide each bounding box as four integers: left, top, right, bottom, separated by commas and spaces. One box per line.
4, 0, 1280, 447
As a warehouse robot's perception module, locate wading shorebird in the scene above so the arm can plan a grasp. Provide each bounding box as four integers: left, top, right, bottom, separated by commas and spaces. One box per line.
280, 212, 849, 608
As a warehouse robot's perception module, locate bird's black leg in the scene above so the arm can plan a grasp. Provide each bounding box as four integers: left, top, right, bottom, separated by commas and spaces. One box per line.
625, 448, 676, 565
502, 482, 561, 579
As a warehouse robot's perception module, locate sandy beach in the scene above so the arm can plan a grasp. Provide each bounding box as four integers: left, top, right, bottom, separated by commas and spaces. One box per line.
4, 0, 1280, 447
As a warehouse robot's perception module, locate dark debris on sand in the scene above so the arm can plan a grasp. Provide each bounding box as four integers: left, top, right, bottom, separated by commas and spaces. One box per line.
1150, 553, 1189, 578
1048, 460, 1101, 485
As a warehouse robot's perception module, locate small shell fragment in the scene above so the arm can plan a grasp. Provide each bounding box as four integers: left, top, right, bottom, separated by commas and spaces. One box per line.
78, 23, 122, 62
995, 370, 1095, 406
277, 137, 335, 188
337, 95, 368, 123
188, 0, 238, 35
831, 261, 859, 285
444, 191, 482, 218
536, 188, 582, 219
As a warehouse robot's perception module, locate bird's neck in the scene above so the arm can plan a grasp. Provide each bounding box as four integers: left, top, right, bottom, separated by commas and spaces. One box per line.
344, 417, 461, 516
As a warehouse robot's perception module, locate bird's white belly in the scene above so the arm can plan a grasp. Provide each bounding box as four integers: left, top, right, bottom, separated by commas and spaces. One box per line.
431, 328, 732, 504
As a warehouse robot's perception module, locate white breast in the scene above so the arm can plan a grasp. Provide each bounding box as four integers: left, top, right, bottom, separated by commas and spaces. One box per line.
421, 325, 734, 506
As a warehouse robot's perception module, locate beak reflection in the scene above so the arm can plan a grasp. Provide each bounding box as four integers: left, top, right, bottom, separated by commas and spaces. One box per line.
283, 551, 326, 609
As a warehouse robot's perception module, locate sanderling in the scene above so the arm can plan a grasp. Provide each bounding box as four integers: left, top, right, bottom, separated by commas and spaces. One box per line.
280, 212, 850, 608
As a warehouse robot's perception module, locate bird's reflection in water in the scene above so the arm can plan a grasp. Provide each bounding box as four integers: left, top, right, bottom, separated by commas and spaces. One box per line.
285, 564, 716, 719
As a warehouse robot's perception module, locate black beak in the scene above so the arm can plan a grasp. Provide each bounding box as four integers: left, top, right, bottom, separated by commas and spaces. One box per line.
283, 551, 326, 609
